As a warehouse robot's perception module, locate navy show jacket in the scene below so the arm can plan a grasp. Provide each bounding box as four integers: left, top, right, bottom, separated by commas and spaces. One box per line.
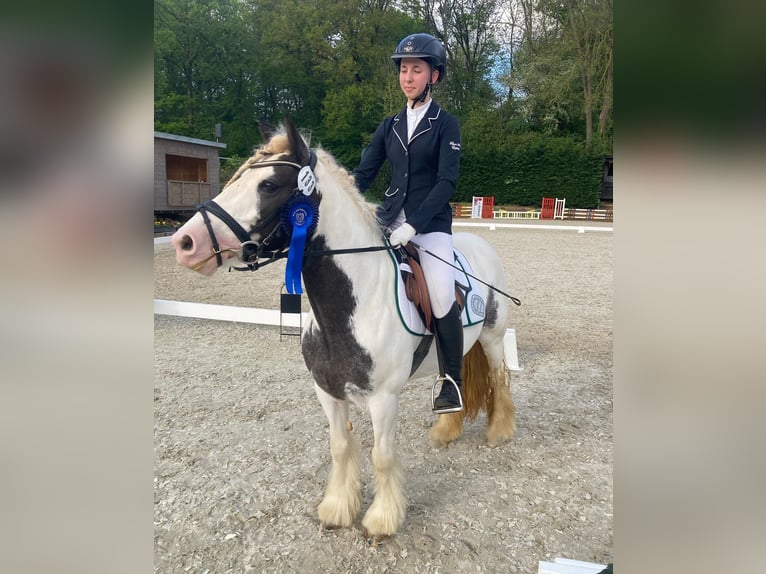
353, 101, 462, 235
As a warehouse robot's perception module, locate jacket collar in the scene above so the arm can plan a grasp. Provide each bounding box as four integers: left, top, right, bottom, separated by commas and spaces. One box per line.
392, 101, 442, 151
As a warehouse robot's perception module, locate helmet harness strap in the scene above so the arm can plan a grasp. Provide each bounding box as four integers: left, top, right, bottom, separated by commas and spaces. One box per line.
412, 80, 432, 108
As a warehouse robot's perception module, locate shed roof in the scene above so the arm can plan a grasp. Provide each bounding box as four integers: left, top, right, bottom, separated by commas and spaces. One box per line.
154, 131, 227, 149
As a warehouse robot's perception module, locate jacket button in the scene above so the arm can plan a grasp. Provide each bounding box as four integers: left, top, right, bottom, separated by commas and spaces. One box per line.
404, 173, 408, 178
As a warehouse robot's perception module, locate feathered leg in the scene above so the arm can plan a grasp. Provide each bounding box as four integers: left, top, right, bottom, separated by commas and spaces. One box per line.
481, 331, 516, 447
362, 391, 406, 541
314, 384, 361, 529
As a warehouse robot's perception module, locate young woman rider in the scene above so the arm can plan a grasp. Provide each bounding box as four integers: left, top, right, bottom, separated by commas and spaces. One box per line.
353, 33, 464, 414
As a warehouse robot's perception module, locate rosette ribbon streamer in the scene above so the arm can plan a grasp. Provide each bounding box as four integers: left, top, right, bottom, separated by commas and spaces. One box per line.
282, 195, 319, 294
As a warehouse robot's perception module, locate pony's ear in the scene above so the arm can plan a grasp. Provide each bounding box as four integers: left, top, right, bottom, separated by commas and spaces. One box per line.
284, 116, 310, 167
258, 117, 275, 141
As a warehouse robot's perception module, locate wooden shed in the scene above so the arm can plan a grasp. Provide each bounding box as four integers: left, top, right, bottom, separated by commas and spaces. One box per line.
154, 131, 227, 215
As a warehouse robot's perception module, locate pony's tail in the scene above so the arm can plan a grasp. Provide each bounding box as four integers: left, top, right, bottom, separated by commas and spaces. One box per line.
429, 341, 516, 448
462, 342, 492, 420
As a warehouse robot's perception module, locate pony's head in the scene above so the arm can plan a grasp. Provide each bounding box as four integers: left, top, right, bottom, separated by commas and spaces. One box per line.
172, 118, 317, 275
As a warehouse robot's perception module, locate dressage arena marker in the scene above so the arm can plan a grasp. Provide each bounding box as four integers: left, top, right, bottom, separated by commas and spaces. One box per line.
504, 328, 523, 371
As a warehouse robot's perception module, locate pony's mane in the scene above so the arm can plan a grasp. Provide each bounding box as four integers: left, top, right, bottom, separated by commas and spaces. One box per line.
313, 147, 381, 231
222, 130, 292, 190
223, 126, 380, 230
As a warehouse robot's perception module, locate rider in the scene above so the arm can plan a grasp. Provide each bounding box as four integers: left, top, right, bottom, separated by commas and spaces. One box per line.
353, 33, 464, 414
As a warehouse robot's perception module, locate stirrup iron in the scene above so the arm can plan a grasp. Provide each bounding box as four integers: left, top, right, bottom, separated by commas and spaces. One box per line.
431, 374, 464, 414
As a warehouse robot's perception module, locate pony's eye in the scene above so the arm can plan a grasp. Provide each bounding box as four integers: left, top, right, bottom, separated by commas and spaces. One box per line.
260, 179, 279, 193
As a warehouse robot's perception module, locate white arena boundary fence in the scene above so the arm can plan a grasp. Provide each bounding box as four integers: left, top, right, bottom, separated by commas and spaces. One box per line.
154, 298, 303, 328
452, 221, 613, 232
153, 297, 524, 372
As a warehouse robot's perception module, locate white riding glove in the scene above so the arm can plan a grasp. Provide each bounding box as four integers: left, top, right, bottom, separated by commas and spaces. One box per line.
389, 222, 416, 247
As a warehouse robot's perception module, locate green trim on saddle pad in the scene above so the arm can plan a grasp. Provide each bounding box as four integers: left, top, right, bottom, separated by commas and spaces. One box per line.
386, 244, 485, 337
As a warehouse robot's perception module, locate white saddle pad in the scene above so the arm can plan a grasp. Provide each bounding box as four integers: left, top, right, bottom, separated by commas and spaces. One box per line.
388, 248, 488, 336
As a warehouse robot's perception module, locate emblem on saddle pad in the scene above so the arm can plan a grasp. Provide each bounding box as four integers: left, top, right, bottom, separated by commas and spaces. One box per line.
470, 293, 485, 316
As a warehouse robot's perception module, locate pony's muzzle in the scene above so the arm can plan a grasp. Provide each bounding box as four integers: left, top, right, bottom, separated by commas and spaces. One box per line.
177, 234, 194, 251
171, 220, 222, 275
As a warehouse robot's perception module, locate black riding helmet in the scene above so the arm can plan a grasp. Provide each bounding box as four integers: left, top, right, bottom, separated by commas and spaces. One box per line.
391, 33, 447, 83
391, 33, 446, 107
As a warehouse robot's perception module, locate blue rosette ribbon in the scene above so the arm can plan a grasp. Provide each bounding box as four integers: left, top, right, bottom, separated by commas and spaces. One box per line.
282, 195, 319, 294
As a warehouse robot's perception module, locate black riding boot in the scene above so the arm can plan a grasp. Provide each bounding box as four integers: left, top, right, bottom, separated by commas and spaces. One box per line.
432, 302, 464, 414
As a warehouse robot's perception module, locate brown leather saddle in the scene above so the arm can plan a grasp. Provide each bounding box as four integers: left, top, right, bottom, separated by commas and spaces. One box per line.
399, 244, 465, 331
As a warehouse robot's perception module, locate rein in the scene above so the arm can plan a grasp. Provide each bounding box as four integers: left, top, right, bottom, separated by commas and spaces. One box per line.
228, 238, 521, 305
193, 150, 520, 304
226, 243, 395, 272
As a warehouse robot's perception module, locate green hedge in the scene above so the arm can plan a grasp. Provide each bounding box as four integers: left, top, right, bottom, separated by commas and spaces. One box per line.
318, 131, 604, 209
458, 133, 603, 208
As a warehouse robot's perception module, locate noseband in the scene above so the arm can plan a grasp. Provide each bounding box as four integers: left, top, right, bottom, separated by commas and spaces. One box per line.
194, 153, 318, 271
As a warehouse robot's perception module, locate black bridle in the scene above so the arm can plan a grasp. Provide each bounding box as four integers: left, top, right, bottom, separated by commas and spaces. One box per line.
193, 156, 316, 272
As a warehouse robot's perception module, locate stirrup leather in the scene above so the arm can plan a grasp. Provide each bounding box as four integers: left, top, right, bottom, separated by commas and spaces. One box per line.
431, 374, 464, 414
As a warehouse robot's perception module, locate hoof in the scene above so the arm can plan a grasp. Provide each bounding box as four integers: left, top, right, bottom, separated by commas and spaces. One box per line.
322, 523, 343, 531
428, 434, 453, 449
486, 430, 513, 448
486, 420, 516, 448
363, 529, 392, 546
429, 411, 464, 449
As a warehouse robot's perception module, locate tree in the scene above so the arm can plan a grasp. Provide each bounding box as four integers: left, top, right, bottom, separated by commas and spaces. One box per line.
153, 0, 609, 205
316, 0, 419, 166
559, 0, 612, 147
401, 0, 502, 114
499, 0, 612, 148
244, 0, 328, 128
155, 0, 259, 154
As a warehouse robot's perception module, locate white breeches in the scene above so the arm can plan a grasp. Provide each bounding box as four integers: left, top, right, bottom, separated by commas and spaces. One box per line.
411, 231, 455, 319
390, 213, 456, 319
